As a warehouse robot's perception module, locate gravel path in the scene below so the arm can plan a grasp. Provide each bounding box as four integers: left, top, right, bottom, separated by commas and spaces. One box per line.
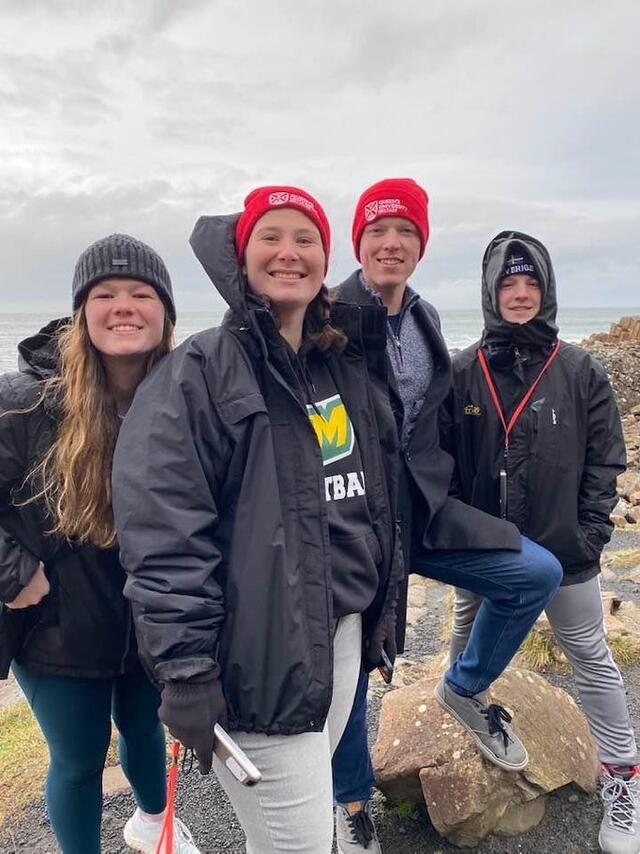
2, 529, 640, 853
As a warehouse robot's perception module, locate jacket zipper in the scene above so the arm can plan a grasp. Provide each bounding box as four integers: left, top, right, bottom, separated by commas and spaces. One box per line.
387, 291, 419, 374
499, 445, 508, 520
260, 336, 335, 728
390, 332, 404, 372
477, 342, 562, 522
119, 606, 133, 675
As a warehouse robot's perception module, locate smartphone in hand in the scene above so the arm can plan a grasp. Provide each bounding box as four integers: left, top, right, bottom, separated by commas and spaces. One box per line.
213, 723, 262, 786
377, 648, 394, 684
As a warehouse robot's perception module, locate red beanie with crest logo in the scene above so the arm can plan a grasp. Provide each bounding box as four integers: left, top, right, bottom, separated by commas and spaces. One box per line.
235, 186, 331, 274
351, 178, 430, 261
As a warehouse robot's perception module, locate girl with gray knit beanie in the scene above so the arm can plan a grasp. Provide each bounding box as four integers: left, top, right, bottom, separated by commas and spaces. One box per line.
0, 234, 201, 853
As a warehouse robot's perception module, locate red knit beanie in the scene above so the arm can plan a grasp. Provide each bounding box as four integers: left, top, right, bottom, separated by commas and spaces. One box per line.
351, 178, 430, 261
235, 186, 331, 274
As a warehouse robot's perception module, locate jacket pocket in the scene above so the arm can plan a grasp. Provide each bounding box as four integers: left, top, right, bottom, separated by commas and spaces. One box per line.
529, 400, 578, 471
575, 526, 604, 563
218, 392, 267, 425
0, 603, 45, 678
330, 530, 382, 615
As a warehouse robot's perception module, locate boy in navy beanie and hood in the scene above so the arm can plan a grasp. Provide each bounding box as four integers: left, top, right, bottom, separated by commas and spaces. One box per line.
443, 231, 634, 854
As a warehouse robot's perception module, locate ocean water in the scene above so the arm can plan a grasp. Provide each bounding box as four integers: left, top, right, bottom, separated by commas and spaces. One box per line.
1, 307, 639, 374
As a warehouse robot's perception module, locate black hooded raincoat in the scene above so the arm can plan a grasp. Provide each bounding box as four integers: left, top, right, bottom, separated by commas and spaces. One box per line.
112, 215, 403, 736
440, 231, 626, 585
0, 320, 136, 678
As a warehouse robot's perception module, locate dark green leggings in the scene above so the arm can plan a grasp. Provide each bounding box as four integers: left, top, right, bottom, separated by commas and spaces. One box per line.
12, 663, 167, 854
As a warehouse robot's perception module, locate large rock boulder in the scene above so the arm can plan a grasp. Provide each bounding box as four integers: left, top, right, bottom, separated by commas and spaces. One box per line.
584, 316, 640, 346
373, 667, 599, 848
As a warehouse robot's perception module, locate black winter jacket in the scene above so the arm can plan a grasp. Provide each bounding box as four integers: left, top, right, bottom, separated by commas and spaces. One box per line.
333, 273, 521, 652
0, 320, 137, 678
334, 273, 521, 554
112, 215, 403, 736
440, 231, 626, 585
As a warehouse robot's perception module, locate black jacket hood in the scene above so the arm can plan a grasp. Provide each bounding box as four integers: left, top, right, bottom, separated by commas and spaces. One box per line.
189, 213, 263, 319
481, 231, 558, 349
17, 318, 69, 380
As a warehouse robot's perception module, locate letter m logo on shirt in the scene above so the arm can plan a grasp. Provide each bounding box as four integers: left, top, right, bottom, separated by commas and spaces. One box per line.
307, 394, 355, 466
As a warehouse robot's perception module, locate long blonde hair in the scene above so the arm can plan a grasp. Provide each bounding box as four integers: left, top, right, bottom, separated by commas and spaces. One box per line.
27, 306, 173, 548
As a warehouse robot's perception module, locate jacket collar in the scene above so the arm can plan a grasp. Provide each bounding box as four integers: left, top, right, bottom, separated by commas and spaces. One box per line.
336, 269, 449, 372
335, 269, 454, 430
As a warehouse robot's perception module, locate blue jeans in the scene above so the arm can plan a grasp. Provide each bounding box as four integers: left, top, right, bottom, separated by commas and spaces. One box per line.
12, 663, 167, 854
332, 664, 375, 804
331, 535, 562, 803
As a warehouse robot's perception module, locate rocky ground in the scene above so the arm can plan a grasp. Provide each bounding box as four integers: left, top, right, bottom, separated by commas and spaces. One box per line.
583, 341, 640, 416
2, 530, 640, 854
581, 334, 640, 529
2, 330, 640, 853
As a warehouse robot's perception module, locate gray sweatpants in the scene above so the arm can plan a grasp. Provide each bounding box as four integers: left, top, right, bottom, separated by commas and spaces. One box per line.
211, 613, 362, 854
450, 576, 638, 766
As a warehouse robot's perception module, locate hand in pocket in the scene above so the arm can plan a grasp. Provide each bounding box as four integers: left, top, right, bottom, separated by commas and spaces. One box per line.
6, 563, 49, 609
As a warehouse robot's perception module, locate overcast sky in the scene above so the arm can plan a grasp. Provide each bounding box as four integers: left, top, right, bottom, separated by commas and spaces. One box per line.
1, 0, 639, 315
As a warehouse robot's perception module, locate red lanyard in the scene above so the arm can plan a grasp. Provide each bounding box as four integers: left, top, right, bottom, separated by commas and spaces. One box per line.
155, 740, 181, 854
476, 341, 561, 449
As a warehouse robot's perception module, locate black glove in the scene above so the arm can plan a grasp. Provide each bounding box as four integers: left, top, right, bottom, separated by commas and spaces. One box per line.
159, 672, 228, 775
366, 612, 397, 673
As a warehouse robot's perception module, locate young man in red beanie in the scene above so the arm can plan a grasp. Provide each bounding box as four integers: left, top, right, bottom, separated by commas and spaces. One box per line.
330, 179, 563, 853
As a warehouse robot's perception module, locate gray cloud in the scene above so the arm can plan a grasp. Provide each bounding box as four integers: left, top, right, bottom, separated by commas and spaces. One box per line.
0, 0, 639, 316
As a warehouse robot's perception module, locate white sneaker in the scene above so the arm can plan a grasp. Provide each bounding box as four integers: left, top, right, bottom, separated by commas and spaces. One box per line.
123, 807, 201, 854
599, 765, 640, 854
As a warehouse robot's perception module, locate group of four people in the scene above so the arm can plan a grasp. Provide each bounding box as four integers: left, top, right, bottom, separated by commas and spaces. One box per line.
0, 178, 635, 854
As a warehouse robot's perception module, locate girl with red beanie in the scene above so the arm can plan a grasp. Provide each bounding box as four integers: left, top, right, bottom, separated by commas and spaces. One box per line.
112, 186, 403, 853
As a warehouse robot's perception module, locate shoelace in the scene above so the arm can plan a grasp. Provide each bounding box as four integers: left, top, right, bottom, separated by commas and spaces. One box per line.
344, 807, 375, 848
173, 818, 196, 852
482, 703, 513, 750
602, 774, 639, 832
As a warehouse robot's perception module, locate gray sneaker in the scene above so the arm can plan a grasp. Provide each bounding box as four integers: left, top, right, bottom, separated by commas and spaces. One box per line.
599, 765, 640, 853
336, 801, 382, 853
435, 676, 528, 771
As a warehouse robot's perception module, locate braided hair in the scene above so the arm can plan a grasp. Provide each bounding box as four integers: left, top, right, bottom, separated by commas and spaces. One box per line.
304, 284, 348, 353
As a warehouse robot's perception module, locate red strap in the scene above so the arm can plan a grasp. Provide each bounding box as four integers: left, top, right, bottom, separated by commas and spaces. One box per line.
155, 740, 181, 854
476, 342, 561, 449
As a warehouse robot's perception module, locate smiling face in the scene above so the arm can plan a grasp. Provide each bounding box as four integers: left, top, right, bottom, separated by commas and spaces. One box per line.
498, 274, 542, 324
243, 208, 326, 314
358, 216, 421, 292
83, 277, 166, 359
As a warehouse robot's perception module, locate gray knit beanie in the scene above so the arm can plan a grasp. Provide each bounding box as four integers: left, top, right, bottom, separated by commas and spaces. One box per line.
72, 233, 176, 323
